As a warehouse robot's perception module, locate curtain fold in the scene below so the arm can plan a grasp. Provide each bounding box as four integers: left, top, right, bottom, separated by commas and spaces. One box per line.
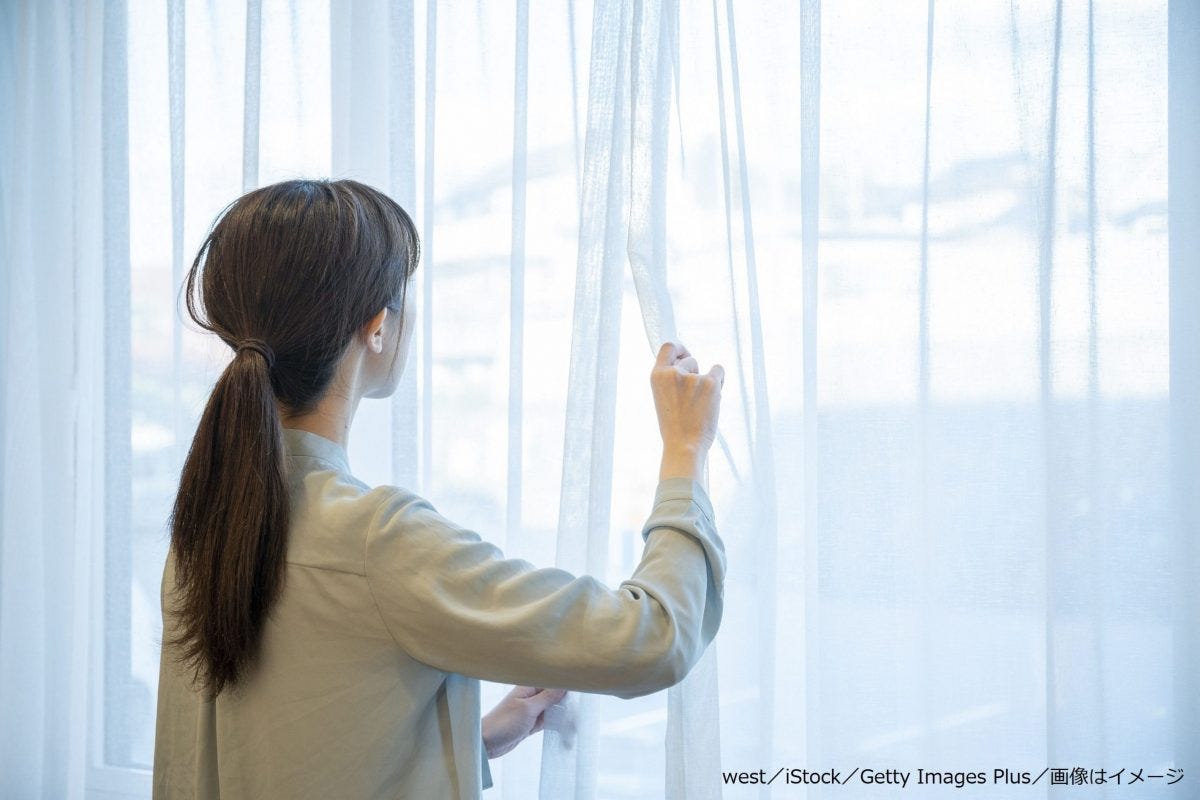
797, 0, 821, 774
167, 0, 186, 477
419, 0, 436, 495
1168, 0, 1200, 777
539, 1, 630, 794
507, 0, 529, 574
712, 0, 781, 783
627, 2, 723, 797
1, 2, 120, 796
388, 0, 419, 493
242, 0, 261, 192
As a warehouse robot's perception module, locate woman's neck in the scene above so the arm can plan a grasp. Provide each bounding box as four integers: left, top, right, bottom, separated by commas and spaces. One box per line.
278, 383, 361, 451
279, 401, 355, 449
277, 343, 371, 450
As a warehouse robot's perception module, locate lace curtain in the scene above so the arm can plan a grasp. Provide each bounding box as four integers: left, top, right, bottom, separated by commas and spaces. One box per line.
2, 1, 1198, 797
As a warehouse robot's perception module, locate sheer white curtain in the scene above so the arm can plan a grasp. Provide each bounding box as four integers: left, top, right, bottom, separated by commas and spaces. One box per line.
2, 1, 1198, 798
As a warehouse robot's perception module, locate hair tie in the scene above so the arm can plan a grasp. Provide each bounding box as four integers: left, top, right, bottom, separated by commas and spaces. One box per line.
235, 338, 276, 369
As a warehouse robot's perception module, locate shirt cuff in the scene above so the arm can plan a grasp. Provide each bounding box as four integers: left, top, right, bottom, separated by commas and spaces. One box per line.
650, 476, 716, 524
641, 476, 725, 598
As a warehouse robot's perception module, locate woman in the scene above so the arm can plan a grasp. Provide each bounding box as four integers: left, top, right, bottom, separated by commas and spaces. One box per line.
153, 178, 726, 799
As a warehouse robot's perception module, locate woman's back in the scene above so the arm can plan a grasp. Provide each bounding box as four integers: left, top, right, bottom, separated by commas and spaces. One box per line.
156, 429, 450, 797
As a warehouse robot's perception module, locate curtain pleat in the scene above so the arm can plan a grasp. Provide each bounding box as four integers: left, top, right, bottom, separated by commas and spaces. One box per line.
388, 0, 418, 491
538, 1, 632, 796
1, 7, 55, 792
709, 5, 750, 460
242, 0, 261, 191
498, 7, 531, 789
101, 0, 134, 774
420, 0, 437, 494
627, 0, 676, 351
66, 2, 106, 792
710, 0, 783, 776
727, 0, 781, 778
627, 1, 721, 797
506, 0, 529, 557
626, 1, 723, 797
798, 0, 821, 771
1038, 0, 1063, 761
567, 0, 583, 202
1168, 0, 1200, 773
917, 0, 933, 456
167, 0, 186, 476
1, 1, 122, 796
1083, 0, 1109, 764
915, 0, 936, 762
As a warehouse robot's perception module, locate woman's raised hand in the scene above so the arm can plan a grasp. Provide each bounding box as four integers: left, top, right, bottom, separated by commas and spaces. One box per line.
650, 341, 723, 482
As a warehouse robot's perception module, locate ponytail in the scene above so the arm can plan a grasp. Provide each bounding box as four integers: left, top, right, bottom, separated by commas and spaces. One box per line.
168, 341, 288, 697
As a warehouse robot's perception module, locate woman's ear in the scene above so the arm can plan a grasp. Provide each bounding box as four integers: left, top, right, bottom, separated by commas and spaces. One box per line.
363, 307, 388, 354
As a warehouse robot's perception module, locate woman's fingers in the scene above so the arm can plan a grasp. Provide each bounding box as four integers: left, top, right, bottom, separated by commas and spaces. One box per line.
655, 340, 692, 368
528, 688, 566, 708
707, 363, 725, 388
655, 341, 679, 368
516, 687, 567, 713
526, 688, 565, 734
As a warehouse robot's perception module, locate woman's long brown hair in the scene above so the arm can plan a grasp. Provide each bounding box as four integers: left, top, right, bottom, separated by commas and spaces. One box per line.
168, 179, 420, 697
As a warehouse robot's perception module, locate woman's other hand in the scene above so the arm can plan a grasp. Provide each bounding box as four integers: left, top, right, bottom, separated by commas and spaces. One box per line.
481, 685, 568, 760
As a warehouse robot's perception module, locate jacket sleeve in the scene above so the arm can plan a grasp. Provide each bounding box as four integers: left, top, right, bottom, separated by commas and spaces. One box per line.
362, 476, 725, 699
